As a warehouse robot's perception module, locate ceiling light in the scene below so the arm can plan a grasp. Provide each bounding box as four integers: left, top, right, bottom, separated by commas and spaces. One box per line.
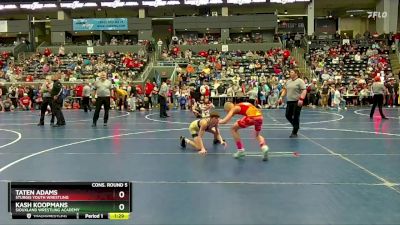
270, 0, 310, 3
184, 0, 223, 5
125, 2, 139, 6
84, 3, 98, 7
0, 4, 17, 10
100, 0, 139, 8
142, 0, 167, 7
61, 1, 83, 9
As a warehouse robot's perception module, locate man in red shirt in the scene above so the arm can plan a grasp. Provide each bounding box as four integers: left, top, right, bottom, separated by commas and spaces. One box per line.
75, 84, 83, 106
19, 93, 32, 110
145, 80, 154, 109
26, 75, 34, 82
17, 86, 25, 99
136, 84, 143, 95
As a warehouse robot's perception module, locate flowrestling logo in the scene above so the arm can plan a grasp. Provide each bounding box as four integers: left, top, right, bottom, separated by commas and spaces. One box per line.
367, 11, 388, 19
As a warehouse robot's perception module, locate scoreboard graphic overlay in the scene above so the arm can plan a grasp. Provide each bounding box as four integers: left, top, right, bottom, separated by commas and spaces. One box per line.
9, 182, 132, 220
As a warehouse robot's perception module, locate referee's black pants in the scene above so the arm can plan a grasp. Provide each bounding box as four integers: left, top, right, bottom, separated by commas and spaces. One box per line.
370, 94, 386, 118
285, 101, 302, 135
82, 96, 92, 112
158, 95, 167, 117
93, 97, 110, 124
52, 96, 65, 125
39, 97, 55, 125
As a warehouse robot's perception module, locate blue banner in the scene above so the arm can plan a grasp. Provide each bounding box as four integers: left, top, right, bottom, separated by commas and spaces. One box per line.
73, 18, 128, 31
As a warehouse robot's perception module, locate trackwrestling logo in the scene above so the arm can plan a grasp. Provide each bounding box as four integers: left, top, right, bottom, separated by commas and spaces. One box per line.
367, 11, 388, 19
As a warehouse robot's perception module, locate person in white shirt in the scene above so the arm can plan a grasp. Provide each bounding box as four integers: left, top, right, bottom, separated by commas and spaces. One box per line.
332, 56, 339, 64
333, 85, 346, 111
157, 39, 163, 53
138, 48, 145, 58
354, 52, 362, 62
82, 81, 92, 112
200, 97, 214, 118
226, 84, 235, 99
110, 37, 118, 45
247, 86, 258, 106
268, 90, 279, 109
359, 86, 370, 106
200, 82, 210, 98
171, 36, 178, 45
58, 45, 65, 56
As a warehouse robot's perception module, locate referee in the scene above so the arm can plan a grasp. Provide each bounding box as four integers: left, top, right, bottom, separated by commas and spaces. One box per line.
92, 72, 113, 127
158, 80, 169, 118
38, 76, 55, 126
370, 76, 388, 119
50, 73, 66, 127
279, 69, 307, 138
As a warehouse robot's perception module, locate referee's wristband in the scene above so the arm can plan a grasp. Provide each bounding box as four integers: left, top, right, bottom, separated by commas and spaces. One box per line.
299, 97, 304, 101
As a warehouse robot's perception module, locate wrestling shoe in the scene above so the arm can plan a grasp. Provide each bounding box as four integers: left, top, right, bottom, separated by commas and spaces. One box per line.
180, 136, 186, 149
233, 150, 246, 159
261, 145, 269, 161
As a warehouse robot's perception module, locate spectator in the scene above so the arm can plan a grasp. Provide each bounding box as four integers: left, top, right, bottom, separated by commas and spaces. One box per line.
58, 45, 65, 56
19, 93, 31, 110
82, 81, 92, 112
145, 79, 154, 109
319, 82, 329, 108
247, 85, 258, 106
267, 89, 279, 109
1, 97, 14, 112
308, 79, 318, 108
157, 39, 163, 54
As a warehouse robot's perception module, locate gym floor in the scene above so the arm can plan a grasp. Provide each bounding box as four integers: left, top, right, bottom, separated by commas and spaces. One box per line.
0, 107, 399, 225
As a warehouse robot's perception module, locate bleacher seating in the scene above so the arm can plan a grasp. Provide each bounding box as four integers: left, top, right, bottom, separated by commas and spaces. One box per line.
307, 41, 393, 83
13, 52, 148, 81
170, 50, 294, 84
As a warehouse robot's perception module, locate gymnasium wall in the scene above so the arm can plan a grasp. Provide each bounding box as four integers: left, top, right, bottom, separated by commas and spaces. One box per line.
339, 18, 368, 37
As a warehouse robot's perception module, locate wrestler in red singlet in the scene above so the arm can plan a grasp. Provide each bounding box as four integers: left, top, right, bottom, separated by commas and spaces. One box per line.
219, 102, 269, 161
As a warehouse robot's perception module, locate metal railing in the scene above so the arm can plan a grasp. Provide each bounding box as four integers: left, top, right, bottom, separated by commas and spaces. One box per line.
396, 40, 400, 64
139, 61, 153, 82
169, 63, 181, 85
293, 47, 312, 79
0, 81, 88, 87
157, 61, 178, 67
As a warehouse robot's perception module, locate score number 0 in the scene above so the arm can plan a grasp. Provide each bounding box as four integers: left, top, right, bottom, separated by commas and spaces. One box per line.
118, 191, 125, 211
